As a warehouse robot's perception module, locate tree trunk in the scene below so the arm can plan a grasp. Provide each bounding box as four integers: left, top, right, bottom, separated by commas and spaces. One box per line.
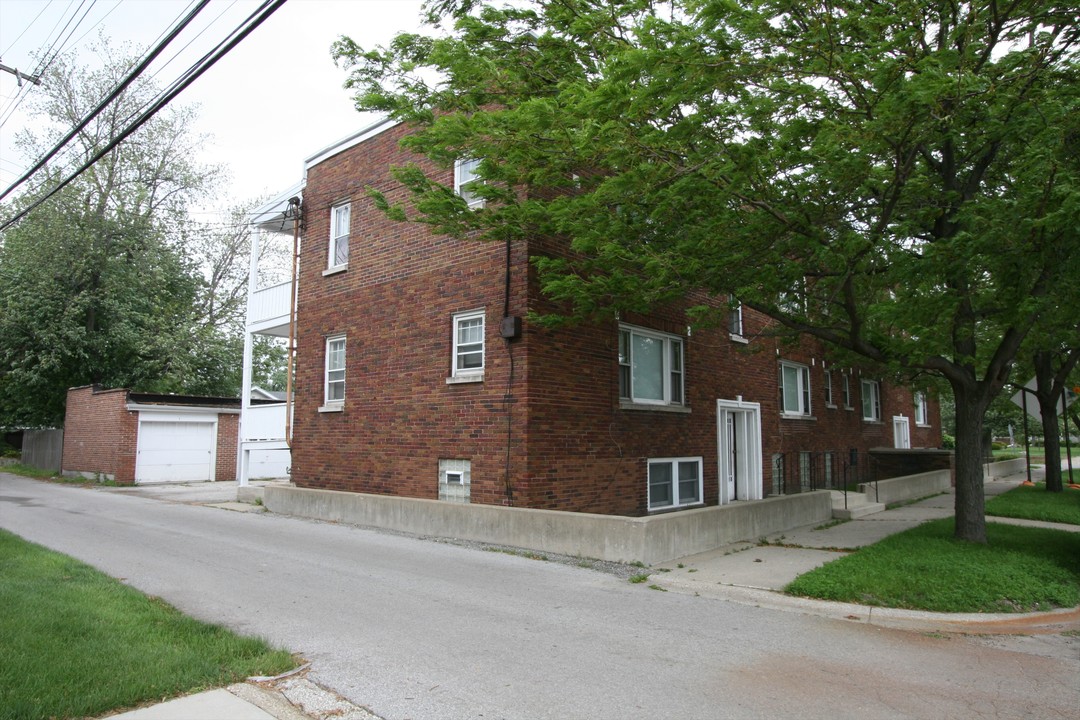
1033, 349, 1074, 492
951, 382, 989, 544
1038, 406, 1063, 492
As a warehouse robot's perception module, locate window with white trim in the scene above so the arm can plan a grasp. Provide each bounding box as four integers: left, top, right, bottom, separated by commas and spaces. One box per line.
824, 370, 834, 407
329, 202, 350, 268
779, 361, 811, 416
324, 335, 346, 405
618, 325, 684, 406
451, 310, 485, 379
648, 457, 702, 510
842, 373, 852, 409
914, 391, 929, 426
729, 300, 743, 338
862, 379, 882, 421
454, 158, 484, 209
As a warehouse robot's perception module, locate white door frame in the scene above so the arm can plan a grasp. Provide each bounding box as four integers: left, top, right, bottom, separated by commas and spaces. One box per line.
717, 398, 763, 504
893, 415, 911, 449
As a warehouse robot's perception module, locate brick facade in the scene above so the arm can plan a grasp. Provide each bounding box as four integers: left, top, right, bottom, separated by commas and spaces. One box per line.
62, 386, 138, 483
290, 122, 943, 516
62, 386, 240, 484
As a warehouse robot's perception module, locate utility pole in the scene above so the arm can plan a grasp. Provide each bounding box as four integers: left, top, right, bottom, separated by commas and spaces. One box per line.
0, 62, 41, 86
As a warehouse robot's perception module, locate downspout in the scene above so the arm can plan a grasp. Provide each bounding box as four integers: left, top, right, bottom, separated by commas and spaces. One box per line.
284, 196, 302, 448
501, 235, 519, 505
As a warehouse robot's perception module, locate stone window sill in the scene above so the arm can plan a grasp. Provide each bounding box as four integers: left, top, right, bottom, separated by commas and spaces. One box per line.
619, 401, 691, 414
446, 374, 483, 384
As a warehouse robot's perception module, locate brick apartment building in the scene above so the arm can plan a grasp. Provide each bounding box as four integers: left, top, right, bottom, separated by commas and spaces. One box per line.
274, 119, 941, 517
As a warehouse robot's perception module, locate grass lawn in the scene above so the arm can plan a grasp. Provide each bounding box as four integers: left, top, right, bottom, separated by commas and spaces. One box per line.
785, 519, 1080, 613
0, 462, 60, 479
986, 482, 1080, 525
0, 530, 297, 720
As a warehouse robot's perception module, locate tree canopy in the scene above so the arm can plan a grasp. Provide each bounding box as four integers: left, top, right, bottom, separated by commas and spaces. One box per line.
0, 41, 273, 426
335, 0, 1080, 542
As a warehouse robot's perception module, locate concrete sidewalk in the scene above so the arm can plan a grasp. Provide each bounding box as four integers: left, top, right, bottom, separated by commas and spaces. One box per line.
652, 468, 1080, 633
102, 676, 376, 720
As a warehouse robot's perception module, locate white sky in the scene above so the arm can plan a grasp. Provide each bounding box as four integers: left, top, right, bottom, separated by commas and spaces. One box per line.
0, 0, 426, 217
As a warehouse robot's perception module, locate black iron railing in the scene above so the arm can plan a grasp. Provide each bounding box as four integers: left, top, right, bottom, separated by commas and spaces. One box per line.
768, 450, 876, 508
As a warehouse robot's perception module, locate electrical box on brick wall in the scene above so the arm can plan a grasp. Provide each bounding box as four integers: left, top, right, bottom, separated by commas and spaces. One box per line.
500, 316, 521, 339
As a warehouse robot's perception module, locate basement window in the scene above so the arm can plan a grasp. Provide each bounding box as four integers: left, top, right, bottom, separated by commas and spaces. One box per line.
439, 459, 471, 504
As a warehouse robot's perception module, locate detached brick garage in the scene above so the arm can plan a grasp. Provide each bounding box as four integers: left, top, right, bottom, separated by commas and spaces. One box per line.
62, 385, 240, 485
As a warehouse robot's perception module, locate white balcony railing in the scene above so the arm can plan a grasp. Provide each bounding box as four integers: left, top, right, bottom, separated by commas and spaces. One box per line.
242, 403, 289, 442
248, 281, 292, 327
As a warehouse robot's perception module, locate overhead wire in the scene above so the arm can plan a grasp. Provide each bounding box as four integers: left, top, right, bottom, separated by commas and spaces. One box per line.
1, 0, 216, 194
0, 0, 94, 127
0, 0, 212, 203
0, 0, 289, 233
63, 0, 126, 57
0, 0, 56, 58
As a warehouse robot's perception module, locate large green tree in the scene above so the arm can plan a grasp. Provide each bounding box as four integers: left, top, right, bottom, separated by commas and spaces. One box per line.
0, 41, 243, 426
335, 0, 1079, 543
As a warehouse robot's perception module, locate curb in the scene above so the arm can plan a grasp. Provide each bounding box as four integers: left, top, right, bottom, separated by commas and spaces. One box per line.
655, 575, 1080, 634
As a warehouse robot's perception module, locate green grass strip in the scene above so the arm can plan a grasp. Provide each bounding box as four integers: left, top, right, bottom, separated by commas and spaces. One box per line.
0, 530, 296, 720
785, 519, 1080, 613
986, 482, 1080, 525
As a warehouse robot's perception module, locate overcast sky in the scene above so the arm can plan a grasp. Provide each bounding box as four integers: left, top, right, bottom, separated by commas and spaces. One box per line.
0, 0, 426, 217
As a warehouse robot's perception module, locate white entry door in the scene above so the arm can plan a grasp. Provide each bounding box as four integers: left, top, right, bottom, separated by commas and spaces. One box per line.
893, 415, 911, 449
136, 419, 216, 483
717, 399, 763, 503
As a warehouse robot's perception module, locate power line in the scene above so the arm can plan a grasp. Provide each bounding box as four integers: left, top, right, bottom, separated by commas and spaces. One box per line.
0, 0, 289, 233
0, 0, 92, 127
63, 0, 126, 57
0, 0, 211, 203
0, 0, 56, 58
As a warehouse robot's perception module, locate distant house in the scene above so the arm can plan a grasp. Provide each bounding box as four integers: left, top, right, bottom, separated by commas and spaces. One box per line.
62, 385, 243, 484
241, 118, 941, 516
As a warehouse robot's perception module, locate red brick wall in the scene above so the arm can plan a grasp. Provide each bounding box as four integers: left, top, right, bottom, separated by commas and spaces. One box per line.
290, 124, 944, 516
62, 386, 138, 484
216, 413, 239, 482
62, 386, 241, 484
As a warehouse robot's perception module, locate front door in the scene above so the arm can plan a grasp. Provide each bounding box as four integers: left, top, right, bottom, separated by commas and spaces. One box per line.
717, 399, 763, 503
893, 415, 911, 449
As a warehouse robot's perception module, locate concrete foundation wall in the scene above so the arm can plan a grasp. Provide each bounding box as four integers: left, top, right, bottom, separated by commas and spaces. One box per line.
264, 485, 833, 564
859, 469, 951, 506
983, 458, 1027, 479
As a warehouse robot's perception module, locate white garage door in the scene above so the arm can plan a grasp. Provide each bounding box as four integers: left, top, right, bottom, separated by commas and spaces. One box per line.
136, 420, 215, 483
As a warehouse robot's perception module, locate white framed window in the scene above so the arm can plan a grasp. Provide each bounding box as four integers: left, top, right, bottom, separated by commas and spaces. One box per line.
324, 335, 346, 405
451, 310, 485, 379
728, 299, 744, 339
842, 373, 852, 409
914, 391, 929, 426
779, 361, 811, 416
648, 457, 702, 510
862, 379, 882, 421
454, 158, 484, 209
439, 459, 471, 504
618, 325, 684, 406
824, 370, 834, 407
328, 202, 350, 268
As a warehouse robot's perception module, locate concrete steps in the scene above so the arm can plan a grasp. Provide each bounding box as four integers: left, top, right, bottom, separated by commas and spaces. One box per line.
830, 490, 886, 520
